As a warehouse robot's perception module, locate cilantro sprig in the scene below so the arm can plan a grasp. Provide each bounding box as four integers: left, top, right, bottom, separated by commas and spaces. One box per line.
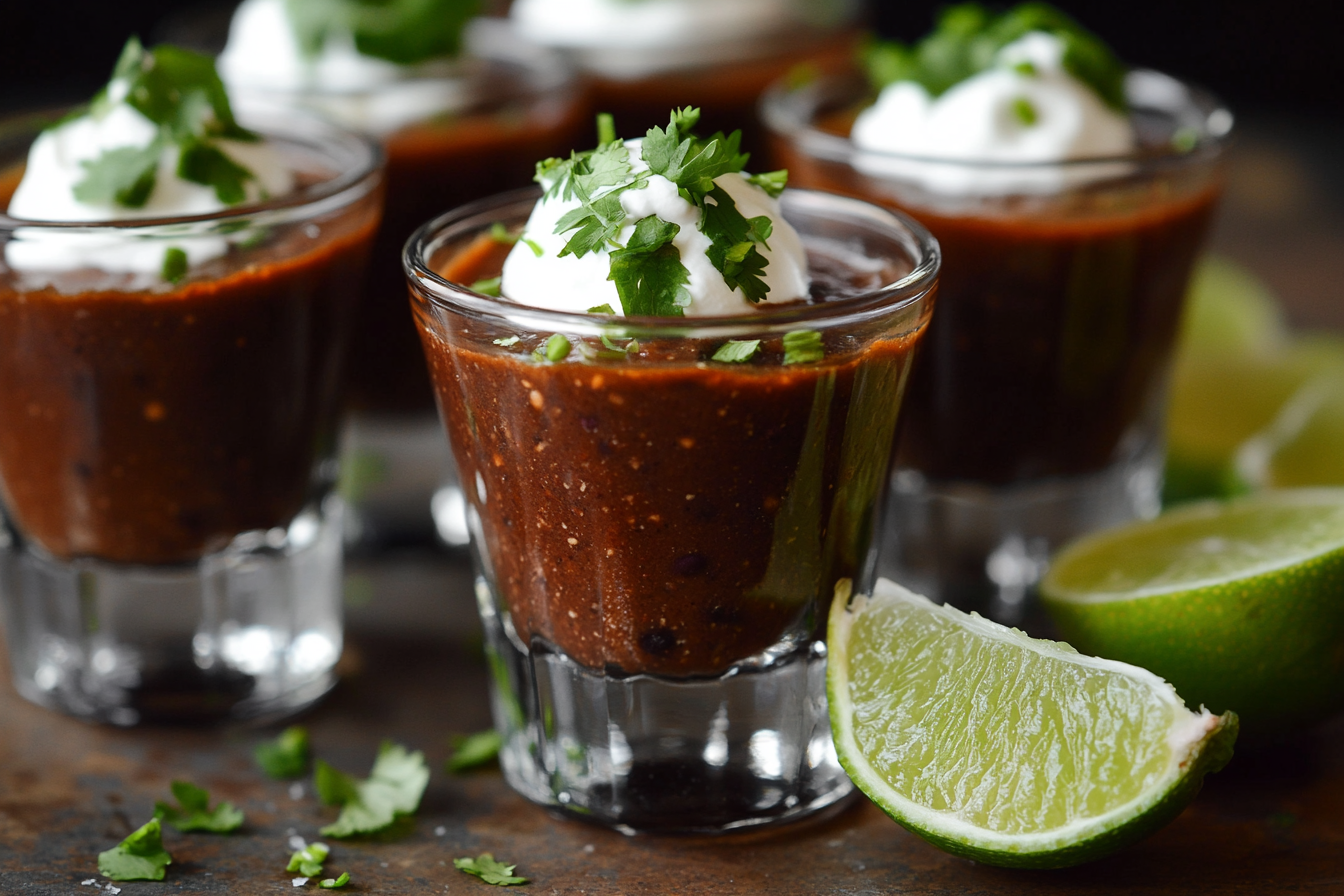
255, 725, 312, 779
446, 729, 502, 774
153, 780, 244, 833
97, 818, 172, 882
454, 853, 529, 886
72, 37, 261, 213
288, 841, 331, 877
863, 2, 1127, 110
284, 0, 480, 66
315, 742, 430, 838
538, 108, 790, 318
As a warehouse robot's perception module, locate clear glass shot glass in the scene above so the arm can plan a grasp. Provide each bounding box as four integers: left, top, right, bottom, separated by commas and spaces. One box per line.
763, 69, 1232, 620
406, 187, 938, 833
0, 110, 384, 725
223, 19, 592, 549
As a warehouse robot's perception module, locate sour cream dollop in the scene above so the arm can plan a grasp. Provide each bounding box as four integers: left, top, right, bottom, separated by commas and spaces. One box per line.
219, 0, 471, 136
5, 80, 292, 277
500, 142, 809, 317
851, 32, 1134, 195
510, 0, 853, 80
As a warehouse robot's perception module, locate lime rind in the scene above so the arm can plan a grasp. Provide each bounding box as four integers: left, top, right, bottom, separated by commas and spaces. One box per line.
1043, 488, 1344, 603
828, 579, 1238, 869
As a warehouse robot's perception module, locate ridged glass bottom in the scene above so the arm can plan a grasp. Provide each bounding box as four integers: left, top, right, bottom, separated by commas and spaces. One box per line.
0, 498, 344, 726
879, 443, 1164, 623
476, 577, 854, 835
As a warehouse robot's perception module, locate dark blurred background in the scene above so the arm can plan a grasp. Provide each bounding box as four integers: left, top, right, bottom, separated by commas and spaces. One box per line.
2, 1, 1343, 120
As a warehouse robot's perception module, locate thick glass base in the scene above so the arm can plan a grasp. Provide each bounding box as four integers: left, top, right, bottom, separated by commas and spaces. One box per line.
340, 412, 463, 550
878, 446, 1163, 624
477, 578, 854, 835
0, 499, 344, 726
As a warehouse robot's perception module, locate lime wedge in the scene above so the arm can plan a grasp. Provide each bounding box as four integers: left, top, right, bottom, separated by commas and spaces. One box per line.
1041, 489, 1344, 734
1237, 370, 1344, 488
828, 579, 1236, 869
1177, 255, 1287, 357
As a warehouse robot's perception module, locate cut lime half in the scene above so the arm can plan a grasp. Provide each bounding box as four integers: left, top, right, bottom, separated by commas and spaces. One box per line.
828, 579, 1237, 869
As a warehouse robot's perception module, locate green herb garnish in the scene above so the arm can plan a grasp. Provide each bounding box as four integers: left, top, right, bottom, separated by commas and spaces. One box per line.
454, 853, 529, 886
287, 841, 330, 877
608, 215, 690, 316
320, 872, 352, 889
472, 276, 502, 296
161, 246, 188, 284
747, 170, 789, 198
521, 237, 545, 257
97, 818, 172, 882
153, 781, 244, 833
862, 3, 1127, 111
492, 335, 520, 346
255, 725, 311, 779
1011, 96, 1038, 126
543, 333, 572, 362
284, 0, 480, 66
446, 729, 502, 773
782, 330, 824, 365
587, 303, 617, 315
72, 37, 259, 210
712, 339, 761, 363
490, 221, 520, 244
315, 742, 430, 838
600, 333, 639, 355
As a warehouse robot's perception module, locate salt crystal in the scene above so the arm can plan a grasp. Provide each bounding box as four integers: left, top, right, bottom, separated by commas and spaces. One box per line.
106, 888, 121, 895
434, 826, 446, 836
292, 877, 309, 887
289, 782, 305, 800
80, 881, 97, 887
583, 844, 595, 854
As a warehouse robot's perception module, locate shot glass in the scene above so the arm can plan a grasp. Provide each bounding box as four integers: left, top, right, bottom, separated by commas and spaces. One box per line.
764, 69, 1232, 619
0, 111, 384, 725
223, 19, 590, 548
406, 187, 938, 833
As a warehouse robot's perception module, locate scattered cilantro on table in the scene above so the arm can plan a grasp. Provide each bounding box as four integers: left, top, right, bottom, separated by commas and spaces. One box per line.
454, 853, 529, 886
319, 871, 352, 889
153, 780, 244, 833
862, 2, 1127, 110
287, 841, 331, 877
97, 818, 172, 882
446, 730, 502, 773
315, 742, 430, 838
256, 725, 312, 779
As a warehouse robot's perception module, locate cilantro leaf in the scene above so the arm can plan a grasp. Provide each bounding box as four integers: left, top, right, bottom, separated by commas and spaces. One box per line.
700, 187, 772, 304
447, 730, 503, 773
161, 247, 189, 284
492, 335, 520, 347
320, 871, 352, 889
543, 333, 571, 362
255, 725, 311, 779
97, 818, 172, 882
783, 330, 825, 365
178, 138, 254, 204
72, 141, 161, 208
287, 841, 330, 877
316, 742, 430, 838
712, 339, 761, 363
862, 2, 1127, 110
746, 170, 788, 198
472, 277, 502, 296
587, 304, 617, 315
153, 780, 244, 833
490, 221, 520, 245
608, 216, 689, 317
285, 0, 481, 67
454, 853, 529, 886
642, 109, 749, 194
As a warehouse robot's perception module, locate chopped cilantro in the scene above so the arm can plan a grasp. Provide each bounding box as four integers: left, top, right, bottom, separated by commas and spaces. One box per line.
454, 853, 529, 886
1014, 60, 1038, 76
543, 333, 572, 362
521, 237, 544, 257
608, 215, 690, 317
284, 0, 480, 66
71, 38, 259, 210
1171, 126, 1200, 152
97, 818, 172, 882
255, 725, 311, 779
600, 333, 638, 355
746, 170, 789, 198
862, 3, 1127, 111
316, 742, 430, 838
446, 729, 502, 773
1011, 96, 1038, 126
595, 112, 617, 147
492, 335, 521, 346
490, 221, 520, 244
153, 780, 244, 833
287, 841, 330, 877
782, 330, 824, 365
712, 339, 761, 363
472, 276, 502, 296
320, 872, 352, 889
587, 304, 617, 315
161, 247, 188, 284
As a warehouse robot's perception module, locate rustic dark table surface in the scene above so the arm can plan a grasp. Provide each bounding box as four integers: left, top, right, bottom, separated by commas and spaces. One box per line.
3, 118, 1344, 894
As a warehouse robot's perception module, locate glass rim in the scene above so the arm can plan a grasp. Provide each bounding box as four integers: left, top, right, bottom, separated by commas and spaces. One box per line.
404, 185, 941, 335
760, 67, 1234, 172
0, 107, 384, 231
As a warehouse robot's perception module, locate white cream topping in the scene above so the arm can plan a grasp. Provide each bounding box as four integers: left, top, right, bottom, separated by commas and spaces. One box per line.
5, 81, 293, 277
510, 0, 853, 79
851, 32, 1134, 196
219, 0, 471, 136
500, 141, 809, 317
